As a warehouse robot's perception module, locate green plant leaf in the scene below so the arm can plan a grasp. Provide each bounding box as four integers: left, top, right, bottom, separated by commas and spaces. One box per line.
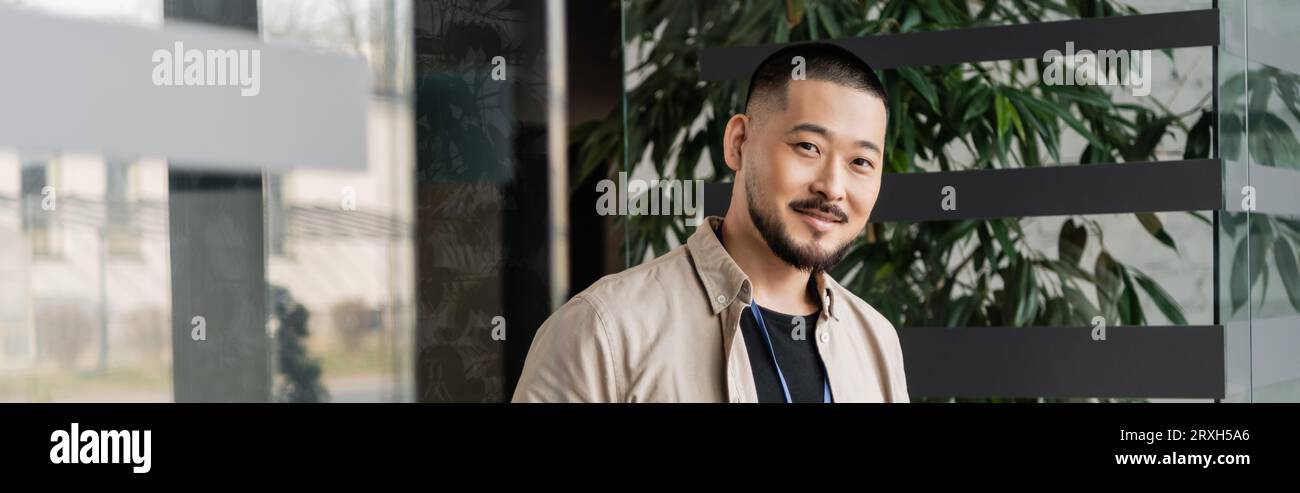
934, 220, 978, 250
774, 14, 791, 42
1058, 218, 1087, 266
995, 90, 1010, 141
1249, 70, 1273, 114
901, 6, 921, 31
807, 1, 819, 39
1124, 115, 1176, 162
947, 295, 977, 327
1012, 91, 1107, 150
1231, 236, 1249, 313
817, 4, 841, 38
1009, 104, 1027, 145
990, 219, 1016, 256
1044, 86, 1113, 108
1119, 271, 1146, 325
919, 0, 955, 24
1133, 272, 1188, 325
899, 67, 940, 112
1275, 236, 1300, 314
1012, 257, 1037, 326
1252, 112, 1300, 168
1062, 282, 1099, 321
1095, 251, 1122, 320
1251, 218, 1273, 300
1220, 111, 1245, 161
961, 85, 992, 123
1135, 212, 1178, 253
1184, 110, 1213, 159
785, 0, 806, 27
874, 262, 895, 283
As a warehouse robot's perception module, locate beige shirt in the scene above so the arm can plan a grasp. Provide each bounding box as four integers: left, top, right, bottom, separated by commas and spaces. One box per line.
512, 217, 909, 403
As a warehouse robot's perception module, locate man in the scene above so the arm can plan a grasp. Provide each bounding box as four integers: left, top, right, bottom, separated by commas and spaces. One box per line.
513, 42, 907, 403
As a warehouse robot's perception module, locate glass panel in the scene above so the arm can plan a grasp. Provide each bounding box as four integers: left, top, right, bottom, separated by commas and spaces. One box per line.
1217, 0, 1300, 403
613, 0, 1223, 401
1218, 0, 1252, 403
1241, 0, 1300, 402
0, 0, 414, 402
1, 152, 174, 402
411, 0, 558, 402
259, 0, 415, 403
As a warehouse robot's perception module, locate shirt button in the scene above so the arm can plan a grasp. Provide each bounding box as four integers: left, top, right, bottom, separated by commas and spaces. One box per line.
819, 332, 830, 343
717, 295, 727, 304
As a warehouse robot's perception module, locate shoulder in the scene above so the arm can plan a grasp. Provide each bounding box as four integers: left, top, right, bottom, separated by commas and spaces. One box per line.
535, 243, 705, 368
572, 243, 699, 315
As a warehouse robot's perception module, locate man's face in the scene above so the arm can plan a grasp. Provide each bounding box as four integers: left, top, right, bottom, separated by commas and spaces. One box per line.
737, 79, 887, 272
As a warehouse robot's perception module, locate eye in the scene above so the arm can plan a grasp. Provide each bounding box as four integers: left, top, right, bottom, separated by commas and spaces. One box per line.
852, 158, 874, 169
795, 142, 820, 155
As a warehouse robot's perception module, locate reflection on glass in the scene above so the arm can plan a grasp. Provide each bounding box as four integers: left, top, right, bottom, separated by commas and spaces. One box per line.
1238, 0, 1300, 402
1, 152, 173, 402
260, 0, 415, 403
0, 0, 414, 402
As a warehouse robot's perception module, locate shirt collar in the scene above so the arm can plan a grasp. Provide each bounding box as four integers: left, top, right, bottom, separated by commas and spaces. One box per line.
687, 216, 838, 320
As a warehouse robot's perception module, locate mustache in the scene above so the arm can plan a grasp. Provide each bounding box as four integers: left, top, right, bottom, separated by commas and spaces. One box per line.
788, 197, 847, 223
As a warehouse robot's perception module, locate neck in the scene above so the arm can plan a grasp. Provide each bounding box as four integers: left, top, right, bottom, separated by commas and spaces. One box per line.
720, 216, 819, 316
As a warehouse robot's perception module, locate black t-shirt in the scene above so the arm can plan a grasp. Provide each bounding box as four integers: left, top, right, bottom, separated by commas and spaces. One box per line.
740, 303, 828, 403
712, 224, 829, 402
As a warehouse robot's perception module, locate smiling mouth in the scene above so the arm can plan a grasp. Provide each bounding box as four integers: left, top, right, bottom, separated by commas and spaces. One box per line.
792, 206, 845, 224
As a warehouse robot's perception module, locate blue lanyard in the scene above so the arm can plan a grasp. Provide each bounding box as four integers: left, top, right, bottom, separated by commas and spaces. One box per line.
748, 301, 832, 403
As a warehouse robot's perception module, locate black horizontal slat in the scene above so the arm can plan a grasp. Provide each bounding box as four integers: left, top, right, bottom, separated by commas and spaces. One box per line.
700, 9, 1219, 80
899, 325, 1225, 399
873, 159, 1221, 221
703, 159, 1222, 222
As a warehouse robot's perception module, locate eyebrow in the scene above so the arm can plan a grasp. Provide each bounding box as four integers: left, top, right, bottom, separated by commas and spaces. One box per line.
789, 122, 881, 155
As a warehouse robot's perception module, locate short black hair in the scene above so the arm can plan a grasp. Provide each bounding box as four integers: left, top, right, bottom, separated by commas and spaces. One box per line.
743, 42, 888, 117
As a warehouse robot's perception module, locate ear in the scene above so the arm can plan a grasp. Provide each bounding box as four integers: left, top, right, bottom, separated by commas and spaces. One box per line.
722, 113, 750, 173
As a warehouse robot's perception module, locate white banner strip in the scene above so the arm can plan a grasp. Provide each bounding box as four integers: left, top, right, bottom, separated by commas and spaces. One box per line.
0, 7, 369, 171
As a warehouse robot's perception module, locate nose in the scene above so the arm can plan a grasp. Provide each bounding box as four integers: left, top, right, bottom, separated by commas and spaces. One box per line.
809, 157, 847, 203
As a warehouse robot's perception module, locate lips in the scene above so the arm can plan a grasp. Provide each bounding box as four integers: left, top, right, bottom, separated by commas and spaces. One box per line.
793, 206, 845, 224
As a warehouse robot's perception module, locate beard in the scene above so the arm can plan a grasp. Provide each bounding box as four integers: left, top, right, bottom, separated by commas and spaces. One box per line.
745, 169, 857, 273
